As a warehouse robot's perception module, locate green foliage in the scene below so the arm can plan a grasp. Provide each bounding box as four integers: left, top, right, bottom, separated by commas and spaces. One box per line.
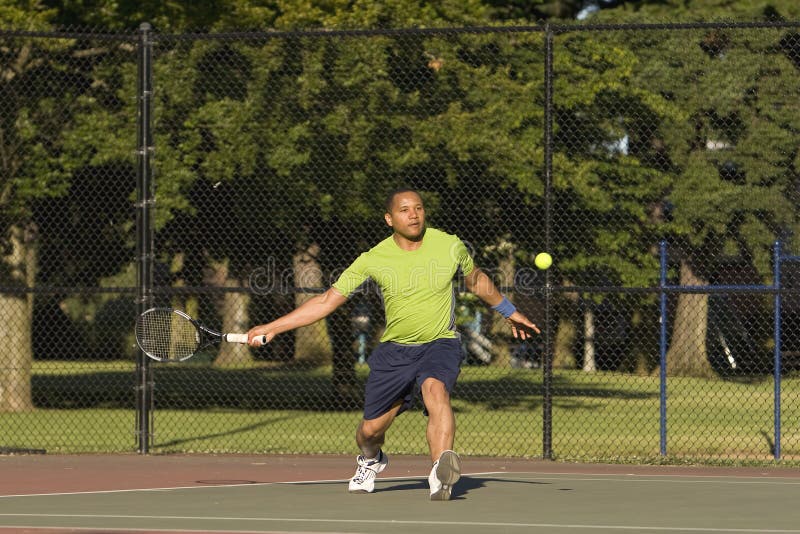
482, 0, 584, 22
144, 2, 546, 280
549, 30, 675, 288
590, 0, 800, 22
557, 6, 800, 284
2, 0, 798, 365
49, 0, 244, 31
0, 2, 73, 220
0, 0, 57, 29
21, 0, 796, 294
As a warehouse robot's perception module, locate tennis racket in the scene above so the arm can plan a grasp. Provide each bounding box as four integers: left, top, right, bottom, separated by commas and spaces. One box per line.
135, 307, 266, 362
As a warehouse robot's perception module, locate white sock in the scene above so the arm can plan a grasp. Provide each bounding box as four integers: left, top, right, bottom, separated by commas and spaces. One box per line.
363, 449, 381, 462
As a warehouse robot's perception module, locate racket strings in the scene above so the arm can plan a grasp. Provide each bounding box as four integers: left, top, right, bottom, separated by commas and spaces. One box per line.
136, 310, 200, 361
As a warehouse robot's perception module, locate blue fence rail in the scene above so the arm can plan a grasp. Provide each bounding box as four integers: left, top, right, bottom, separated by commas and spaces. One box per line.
659, 240, 799, 459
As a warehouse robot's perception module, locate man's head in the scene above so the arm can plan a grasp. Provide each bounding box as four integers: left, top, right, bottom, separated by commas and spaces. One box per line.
384, 188, 426, 241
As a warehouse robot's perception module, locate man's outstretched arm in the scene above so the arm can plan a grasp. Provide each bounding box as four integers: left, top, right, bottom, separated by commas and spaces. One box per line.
464, 267, 540, 340
247, 287, 348, 346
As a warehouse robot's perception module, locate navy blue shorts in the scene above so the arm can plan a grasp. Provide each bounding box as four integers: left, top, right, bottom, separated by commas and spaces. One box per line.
362, 337, 462, 420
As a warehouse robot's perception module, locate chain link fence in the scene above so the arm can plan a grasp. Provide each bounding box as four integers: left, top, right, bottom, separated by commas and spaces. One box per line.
1, 20, 799, 463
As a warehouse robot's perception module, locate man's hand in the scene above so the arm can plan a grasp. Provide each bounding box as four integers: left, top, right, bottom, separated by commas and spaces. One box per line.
507, 311, 540, 340
247, 326, 275, 347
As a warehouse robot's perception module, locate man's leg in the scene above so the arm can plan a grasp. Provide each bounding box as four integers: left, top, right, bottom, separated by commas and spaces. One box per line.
348, 400, 402, 494
421, 377, 461, 501
421, 377, 455, 462
356, 399, 403, 458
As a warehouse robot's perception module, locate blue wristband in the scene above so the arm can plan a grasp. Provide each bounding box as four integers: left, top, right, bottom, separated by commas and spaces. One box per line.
492, 296, 516, 318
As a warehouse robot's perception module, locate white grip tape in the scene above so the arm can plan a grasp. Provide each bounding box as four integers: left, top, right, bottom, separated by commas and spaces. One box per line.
224, 333, 267, 345
224, 333, 249, 343
225, 334, 267, 345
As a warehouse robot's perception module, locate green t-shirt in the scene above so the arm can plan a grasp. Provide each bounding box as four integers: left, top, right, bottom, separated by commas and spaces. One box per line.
333, 228, 475, 344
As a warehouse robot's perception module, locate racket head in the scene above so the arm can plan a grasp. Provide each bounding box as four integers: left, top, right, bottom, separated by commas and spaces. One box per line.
135, 308, 202, 362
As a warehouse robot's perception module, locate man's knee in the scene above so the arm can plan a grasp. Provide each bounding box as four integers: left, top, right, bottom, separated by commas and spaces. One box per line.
358, 419, 385, 441
359, 403, 400, 440
422, 377, 448, 394
421, 378, 451, 407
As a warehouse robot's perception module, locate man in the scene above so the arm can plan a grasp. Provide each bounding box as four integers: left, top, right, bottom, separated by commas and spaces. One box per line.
247, 188, 539, 500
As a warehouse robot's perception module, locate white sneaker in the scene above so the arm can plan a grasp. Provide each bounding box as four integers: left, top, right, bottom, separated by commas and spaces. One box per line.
348, 450, 388, 493
429, 450, 461, 501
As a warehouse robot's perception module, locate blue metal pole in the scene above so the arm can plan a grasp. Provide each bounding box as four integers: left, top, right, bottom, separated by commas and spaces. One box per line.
773, 241, 782, 460
659, 240, 668, 456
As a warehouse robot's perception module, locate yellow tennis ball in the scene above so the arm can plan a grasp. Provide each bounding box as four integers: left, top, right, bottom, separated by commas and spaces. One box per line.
535, 252, 552, 270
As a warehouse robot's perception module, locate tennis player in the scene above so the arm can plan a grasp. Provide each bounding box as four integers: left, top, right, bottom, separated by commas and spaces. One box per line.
247, 188, 539, 500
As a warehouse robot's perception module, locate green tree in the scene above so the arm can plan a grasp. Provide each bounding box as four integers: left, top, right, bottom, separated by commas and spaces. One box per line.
44, 0, 286, 368
533, 26, 678, 371
0, 1, 76, 411
48, 0, 239, 30
144, 0, 526, 383
587, 1, 800, 376
482, 0, 585, 21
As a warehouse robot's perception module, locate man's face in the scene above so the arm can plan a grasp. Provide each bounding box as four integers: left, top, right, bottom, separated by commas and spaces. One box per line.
385, 191, 426, 240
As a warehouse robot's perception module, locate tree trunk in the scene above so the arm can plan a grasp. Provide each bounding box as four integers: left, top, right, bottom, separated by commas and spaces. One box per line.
170, 253, 199, 325
328, 302, 359, 409
553, 286, 578, 369
293, 242, 332, 365
553, 317, 577, 369
583, 304, 596, 372
666, 259, 714, 378
628, 309, 653, 376
0, 223, 36, 412
205, 258, 252, 367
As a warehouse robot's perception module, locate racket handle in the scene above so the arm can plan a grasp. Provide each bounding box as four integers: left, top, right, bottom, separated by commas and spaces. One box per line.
224, 333, 267, 344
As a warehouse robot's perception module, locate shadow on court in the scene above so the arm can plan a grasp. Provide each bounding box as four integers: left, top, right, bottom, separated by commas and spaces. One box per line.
294, 475, 551, 501
367, 475, 550, 499
292, 474, 550, 501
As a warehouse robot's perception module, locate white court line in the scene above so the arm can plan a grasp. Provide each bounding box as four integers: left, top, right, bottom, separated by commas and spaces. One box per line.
466, 470, 800, 481
2, 470, 798, 499
1, 526, 361, 534
0, 483, 277, 499
0, 474, 422, 499
494, 474, 800, 486
1, 514, 800, 533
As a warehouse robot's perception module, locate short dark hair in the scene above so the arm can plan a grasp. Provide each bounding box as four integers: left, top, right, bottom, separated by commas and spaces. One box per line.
384, 187, 421, 213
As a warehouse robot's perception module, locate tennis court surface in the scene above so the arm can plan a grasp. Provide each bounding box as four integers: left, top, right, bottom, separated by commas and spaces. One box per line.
1, 454, 799, 533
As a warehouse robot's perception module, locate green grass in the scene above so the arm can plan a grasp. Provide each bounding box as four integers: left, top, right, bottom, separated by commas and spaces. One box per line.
2, 360, 799, 466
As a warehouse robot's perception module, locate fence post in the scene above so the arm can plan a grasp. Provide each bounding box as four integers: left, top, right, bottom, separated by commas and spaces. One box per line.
773, 241, 782, 460
542, 24, 554, 461
659, 240, 668, 456
135, 22, 155, 454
